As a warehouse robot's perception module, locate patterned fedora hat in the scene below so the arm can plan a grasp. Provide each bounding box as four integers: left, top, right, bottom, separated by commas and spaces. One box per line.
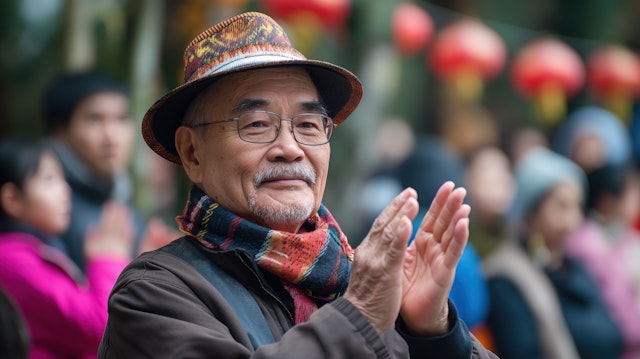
142, 11, 363, 164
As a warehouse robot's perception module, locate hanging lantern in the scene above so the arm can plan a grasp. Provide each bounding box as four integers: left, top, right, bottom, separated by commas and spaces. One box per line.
260, 0, 350, 55
211, 0, 251, 6
587, 45, 640, 124
391, 2, 434, 56
429, 18, 506, 102
511, 38, 585, 126
260, 0, 351, 31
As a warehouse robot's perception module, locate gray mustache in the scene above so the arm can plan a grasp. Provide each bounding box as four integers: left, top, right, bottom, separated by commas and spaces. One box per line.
254, 165, 316, 186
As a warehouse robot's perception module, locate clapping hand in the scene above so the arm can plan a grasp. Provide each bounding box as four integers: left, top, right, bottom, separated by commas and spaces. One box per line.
344, 182, 469, 336
401, 182, 469, 335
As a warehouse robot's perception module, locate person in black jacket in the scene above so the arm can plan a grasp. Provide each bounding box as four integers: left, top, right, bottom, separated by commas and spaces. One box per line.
99, 12, 497, 358
42, 71, 176, 271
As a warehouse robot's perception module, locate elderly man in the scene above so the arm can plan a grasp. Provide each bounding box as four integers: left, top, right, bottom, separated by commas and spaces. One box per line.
98, 12, 496, 358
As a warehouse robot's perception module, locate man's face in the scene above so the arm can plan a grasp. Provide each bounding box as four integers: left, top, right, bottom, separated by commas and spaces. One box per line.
177, 67, 331, 233
58, 92, 134, 178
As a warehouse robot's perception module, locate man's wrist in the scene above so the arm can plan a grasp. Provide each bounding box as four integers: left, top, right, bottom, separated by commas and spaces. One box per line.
396, 302, 472, 358
401, 301, 450, 337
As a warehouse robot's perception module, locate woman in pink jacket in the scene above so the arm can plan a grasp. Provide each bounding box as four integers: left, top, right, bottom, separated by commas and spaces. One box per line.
0, 139, 134, 359
565, 162, 640, 359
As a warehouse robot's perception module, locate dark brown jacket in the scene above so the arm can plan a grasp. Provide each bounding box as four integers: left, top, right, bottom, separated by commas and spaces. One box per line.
98, 237, 498, 358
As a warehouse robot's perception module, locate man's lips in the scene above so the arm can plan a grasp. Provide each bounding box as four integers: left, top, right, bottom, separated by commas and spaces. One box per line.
102, 152, 118, 160
260, 176, 308, 186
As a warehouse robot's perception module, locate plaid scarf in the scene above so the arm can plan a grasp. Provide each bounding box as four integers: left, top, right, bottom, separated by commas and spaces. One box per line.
177, 186, 354, 324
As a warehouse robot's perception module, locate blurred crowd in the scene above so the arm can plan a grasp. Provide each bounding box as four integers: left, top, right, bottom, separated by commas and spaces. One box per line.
354, 99, 640, 359
0, 71, 179, 358
2, 67, 640, 359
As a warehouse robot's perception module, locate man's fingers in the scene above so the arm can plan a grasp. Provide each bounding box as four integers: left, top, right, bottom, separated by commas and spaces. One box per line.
370, 188, 417, 234
444, 217, 469, 269
373, 195, 419, 258
431, 187, 466, 244
419, 182, 455, 234
441, 204, 470, 253
360, 187, 419, 266
345, 188, 419, 334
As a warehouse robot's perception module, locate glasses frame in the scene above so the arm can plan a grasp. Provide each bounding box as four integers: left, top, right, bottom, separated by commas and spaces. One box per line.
187, 110, 336, 146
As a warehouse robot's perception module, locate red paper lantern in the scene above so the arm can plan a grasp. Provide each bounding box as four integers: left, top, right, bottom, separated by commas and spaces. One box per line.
260, 0, 351, 31
212, 0, 251, 6
429, 18, 506, 102
391, 2, 434, 56
587, 45, 640, 123
511, 38, 585, 125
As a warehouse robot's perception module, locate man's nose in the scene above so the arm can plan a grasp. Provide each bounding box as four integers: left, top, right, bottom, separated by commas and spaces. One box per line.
103, 119, 125, 143
269, 119, 305, 160
274, 119, 299, 144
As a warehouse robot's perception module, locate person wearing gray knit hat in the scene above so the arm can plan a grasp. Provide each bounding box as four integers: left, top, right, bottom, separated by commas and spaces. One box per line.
552, 106, 632, 173
484, 147, 623, 359
511, 146, 586, 223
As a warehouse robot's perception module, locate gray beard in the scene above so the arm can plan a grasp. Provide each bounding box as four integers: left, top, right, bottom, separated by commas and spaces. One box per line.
249, 164, 317, 229
248, 197, 312, 229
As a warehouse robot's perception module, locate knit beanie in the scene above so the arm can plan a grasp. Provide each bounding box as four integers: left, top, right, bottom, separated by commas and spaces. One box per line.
552, 106, 631, 166
510, 147, 586, 222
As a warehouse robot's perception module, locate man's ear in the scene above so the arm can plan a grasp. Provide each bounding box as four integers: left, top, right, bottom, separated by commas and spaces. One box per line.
0, 183, 25, 220
175, 126, 204, 184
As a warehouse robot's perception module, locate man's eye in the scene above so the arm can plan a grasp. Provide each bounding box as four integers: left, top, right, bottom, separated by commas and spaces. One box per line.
296, 116, 324, 131
245, 120, 271, 128
86, 115, 102, 123
297, 122, 318, 131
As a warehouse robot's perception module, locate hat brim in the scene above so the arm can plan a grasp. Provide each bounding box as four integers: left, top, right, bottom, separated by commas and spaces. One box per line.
142, 60, 363, 164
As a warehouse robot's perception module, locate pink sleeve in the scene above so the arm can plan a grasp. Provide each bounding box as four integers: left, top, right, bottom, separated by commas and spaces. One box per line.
566, 224, 640, 353
0, 238, 128, 357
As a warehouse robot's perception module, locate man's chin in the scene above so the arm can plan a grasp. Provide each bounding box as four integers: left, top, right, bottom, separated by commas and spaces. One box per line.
256, 186, 314, 203
248, 197, 314, 229
92, 162, 119, 178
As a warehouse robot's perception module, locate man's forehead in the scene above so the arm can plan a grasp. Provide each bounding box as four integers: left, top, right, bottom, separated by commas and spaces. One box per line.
229, 98, 327, 115
219, 66, 314, 88
200, 67, 319, 104
185, 66, 321, 121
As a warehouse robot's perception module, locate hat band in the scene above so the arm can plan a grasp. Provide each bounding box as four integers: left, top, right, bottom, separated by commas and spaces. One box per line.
204, 53, 306, 78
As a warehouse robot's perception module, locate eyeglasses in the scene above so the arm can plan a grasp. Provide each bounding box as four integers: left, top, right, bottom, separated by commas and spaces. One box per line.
188, 110, 335, 146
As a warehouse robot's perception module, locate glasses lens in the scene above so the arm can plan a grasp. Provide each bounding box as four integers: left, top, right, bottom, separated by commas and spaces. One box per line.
237, 112, 279, 143
236, 111, 333, 145
293, 114, 332, 145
